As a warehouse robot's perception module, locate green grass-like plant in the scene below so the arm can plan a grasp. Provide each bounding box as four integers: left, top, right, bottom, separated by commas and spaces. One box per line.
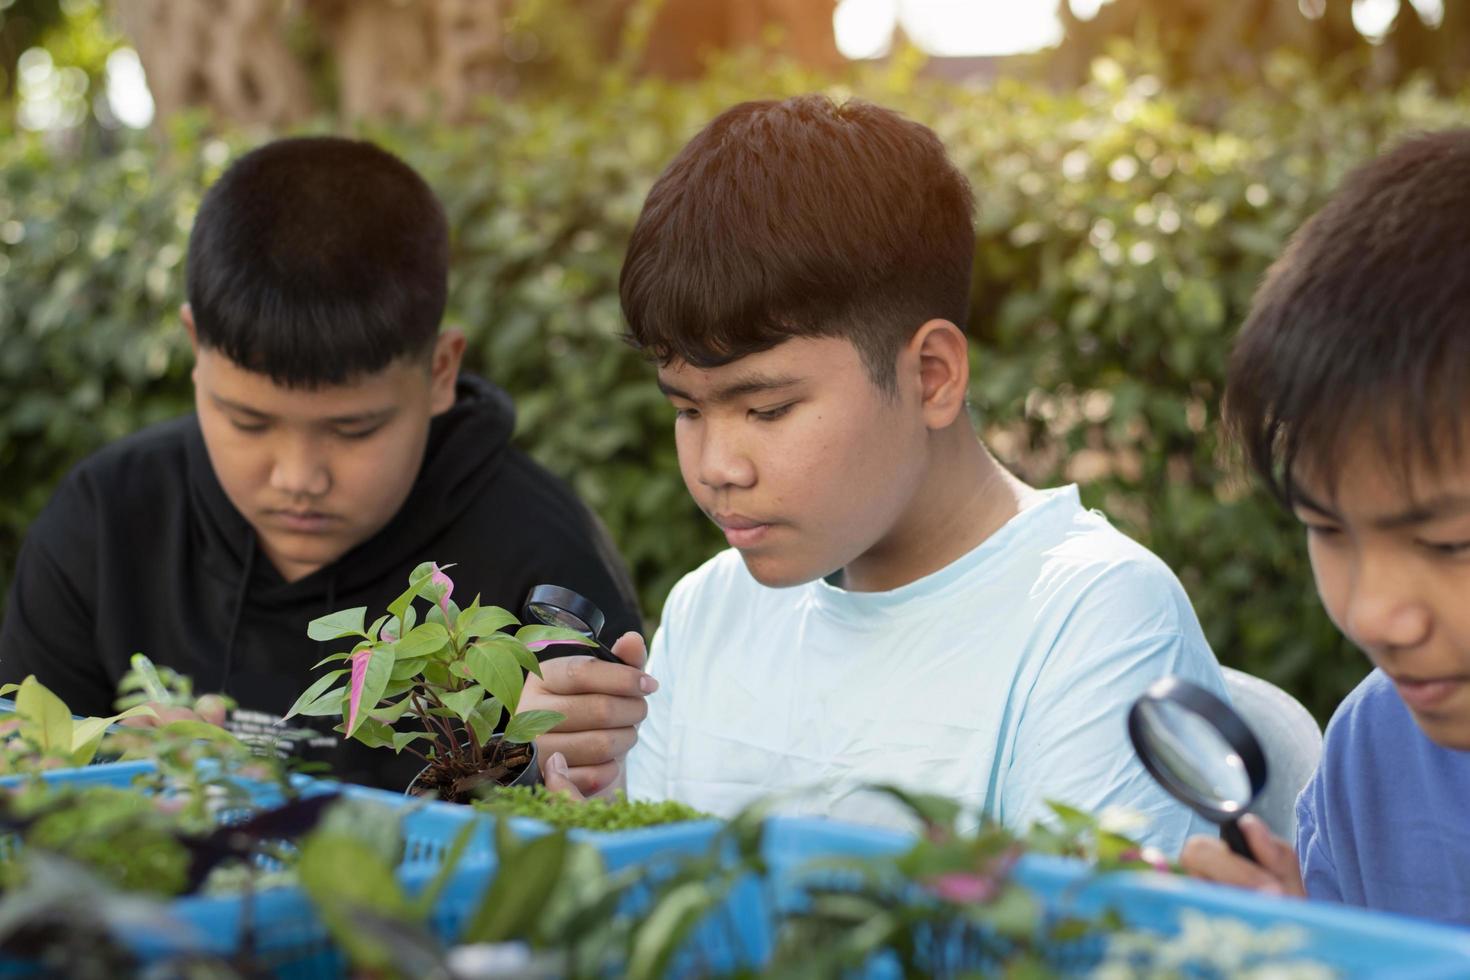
476, 785, 708, 831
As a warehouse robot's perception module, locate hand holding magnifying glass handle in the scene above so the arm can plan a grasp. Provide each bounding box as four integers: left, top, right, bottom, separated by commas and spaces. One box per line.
1181, 814, 1306, 898
520, 631, 655, 798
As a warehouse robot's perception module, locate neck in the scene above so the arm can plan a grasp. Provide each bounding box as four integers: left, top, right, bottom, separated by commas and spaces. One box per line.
841, 424, 1035, 593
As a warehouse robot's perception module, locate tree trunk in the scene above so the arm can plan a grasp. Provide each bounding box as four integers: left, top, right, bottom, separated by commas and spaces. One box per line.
641, 0, 839, 79
113, 0, 316, 126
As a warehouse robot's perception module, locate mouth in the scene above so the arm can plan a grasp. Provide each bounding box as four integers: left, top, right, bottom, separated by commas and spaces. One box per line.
1389, 673, 1469, 713
266, 509, 340, 533
712, 513, 774, 548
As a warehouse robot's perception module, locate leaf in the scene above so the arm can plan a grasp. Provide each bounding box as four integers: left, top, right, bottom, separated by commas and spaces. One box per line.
307, 607, 369, 642
298, 832, 411, 971
626, 879, 724, 980
15, 676, 73, 754
516, 625, 598, 653
352, 717, 398, 749
390, 657, 429, 681
68, 704, 158, 761
392, 732, 432, 754
370, 696, 415, 725
408, 819, 480, 920
312, 652, 352, 670
127, 653, 172, 703
297, 686, 349, 717
504, 709, 564, 744
475, 633, 543, 678
394, 623, 451, 661
461, 831, 569, 944
388, 564, 440, 626
456, 604, 518, 641
466, 641, 524, 715
467, 698, 503, 748
285, 669, 349, 721
0, 683, 18, 698
438, 685, 485, 723
347, 645, 395, 738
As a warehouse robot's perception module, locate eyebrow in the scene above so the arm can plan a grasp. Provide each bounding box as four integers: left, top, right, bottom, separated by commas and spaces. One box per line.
655, 374, 802, 406
209, 393, 397, 427
1292, 487, 1470, 530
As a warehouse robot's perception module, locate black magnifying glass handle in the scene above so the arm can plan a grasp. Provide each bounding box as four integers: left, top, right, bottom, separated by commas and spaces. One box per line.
1220, 817, 1259, 864
533, 636, 626, 666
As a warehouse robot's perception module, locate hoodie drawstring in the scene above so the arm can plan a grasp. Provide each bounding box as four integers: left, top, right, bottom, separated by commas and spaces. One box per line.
220, 534, 255, 693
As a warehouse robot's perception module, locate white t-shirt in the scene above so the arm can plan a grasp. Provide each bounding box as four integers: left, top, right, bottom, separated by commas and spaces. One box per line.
626, 486, 1224, 855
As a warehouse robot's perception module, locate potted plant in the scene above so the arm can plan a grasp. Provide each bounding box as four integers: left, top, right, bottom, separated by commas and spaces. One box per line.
286, 562, 593, 803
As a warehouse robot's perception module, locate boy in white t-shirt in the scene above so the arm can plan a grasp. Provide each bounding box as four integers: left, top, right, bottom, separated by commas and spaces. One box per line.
525, 95, 1226, 852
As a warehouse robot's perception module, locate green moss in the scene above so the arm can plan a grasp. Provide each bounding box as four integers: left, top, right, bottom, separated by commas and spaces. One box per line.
475, 786, 708, 831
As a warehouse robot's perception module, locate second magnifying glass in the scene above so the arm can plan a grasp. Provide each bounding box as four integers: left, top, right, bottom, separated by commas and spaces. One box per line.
1127, 677, 1269, 862
522, 585, 626, 666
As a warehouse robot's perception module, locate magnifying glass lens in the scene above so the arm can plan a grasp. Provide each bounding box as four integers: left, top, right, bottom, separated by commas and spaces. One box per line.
525, 602, 593, 636
1134, 698, 1252, 811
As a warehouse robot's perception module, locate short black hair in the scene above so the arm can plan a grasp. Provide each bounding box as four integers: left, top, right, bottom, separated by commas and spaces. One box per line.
186, 136, 448, 388
619, 95, 976, 392
1224, 128, 1470, 506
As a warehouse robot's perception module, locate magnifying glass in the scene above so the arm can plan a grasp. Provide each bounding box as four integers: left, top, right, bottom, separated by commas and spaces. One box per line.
1127, 677, 1268, 862
522, 585, 626, 665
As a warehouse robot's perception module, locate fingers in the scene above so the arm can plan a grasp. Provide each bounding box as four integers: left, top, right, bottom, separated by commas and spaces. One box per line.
609, 632, 649, 671
1240, 814, 1307, 895
1179, 828, 1304, 897
540, 751, 587, 801
534, 653, 657, 698
535, 727, 638, 768
193, 695, 229, 726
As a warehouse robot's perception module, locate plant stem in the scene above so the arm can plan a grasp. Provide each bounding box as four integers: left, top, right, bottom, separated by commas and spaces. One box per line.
410, 691, 455, 759
423, 686, 476, 766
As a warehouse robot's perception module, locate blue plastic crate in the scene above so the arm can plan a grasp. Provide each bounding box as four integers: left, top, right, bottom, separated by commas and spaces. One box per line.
404, 816, 1470, 979
0, 760, 725, 976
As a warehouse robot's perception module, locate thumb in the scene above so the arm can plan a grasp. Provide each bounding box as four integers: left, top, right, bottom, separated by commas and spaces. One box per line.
541, 751, 586, 801
610, 631, 649, 671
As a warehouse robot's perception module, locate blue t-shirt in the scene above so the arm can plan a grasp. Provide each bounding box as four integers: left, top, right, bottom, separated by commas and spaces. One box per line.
1296, 669, 1470, 924
627, 486, 1226, 855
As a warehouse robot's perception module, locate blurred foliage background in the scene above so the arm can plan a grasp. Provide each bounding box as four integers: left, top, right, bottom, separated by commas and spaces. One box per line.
2, 0, 1469, 722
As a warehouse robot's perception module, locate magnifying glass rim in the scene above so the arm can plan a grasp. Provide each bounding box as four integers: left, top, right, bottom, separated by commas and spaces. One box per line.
1127, 676, 1268, 823
522, 584, 606, 639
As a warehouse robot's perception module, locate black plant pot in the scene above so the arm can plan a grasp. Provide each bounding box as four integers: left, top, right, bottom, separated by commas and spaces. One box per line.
405, 737, 542, 803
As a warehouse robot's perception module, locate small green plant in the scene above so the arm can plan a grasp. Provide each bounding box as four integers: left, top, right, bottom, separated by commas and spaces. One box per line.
476, 786, 709, 831
0, 675, 154, 773
287, 561, 594, 802
114, 652, 233, 724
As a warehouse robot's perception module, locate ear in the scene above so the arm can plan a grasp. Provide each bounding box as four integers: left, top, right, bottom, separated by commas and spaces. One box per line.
907, 319, 969, 430
428, 329, 467, 415
181, 303, 198, 352
182, 303, 204, 386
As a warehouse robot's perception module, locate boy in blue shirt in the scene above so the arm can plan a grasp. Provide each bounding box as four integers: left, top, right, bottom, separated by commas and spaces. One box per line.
526, 95, 1225, 852
1181, 129, 1470, 924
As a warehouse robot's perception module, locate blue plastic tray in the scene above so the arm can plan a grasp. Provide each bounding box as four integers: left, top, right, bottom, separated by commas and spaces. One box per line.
7, 763, 1470, 977
0, 761, 724, 976
402, 816, 1470, 979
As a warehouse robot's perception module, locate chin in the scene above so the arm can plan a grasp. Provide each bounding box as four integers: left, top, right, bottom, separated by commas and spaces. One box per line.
738, 552, 825, 590
1412, 714, 1470, 752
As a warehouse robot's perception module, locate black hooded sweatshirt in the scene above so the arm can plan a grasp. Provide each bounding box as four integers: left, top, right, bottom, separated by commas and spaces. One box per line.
0, 374, 642, 789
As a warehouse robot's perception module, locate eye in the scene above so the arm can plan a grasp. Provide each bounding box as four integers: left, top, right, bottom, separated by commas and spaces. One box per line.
1302, 523, 1342, 540
334, 426, 382, 441
673, 406, 700, 421
1421, 539, 1470, 557
750, 403, 794, 422
229, 419, 268, 434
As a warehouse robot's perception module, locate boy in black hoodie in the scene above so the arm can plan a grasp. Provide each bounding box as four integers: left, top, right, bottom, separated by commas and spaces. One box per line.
0, 136, 645, 788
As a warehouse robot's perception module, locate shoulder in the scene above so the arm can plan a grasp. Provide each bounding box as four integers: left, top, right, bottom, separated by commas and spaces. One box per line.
1031, 489, 1207, 650
1318, 670, 1406, 766
660, 549, 774, 635
36, 417, 196, 528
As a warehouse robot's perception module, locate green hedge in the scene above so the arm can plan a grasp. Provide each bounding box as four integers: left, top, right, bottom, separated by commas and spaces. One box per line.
3, 55, 1467, 720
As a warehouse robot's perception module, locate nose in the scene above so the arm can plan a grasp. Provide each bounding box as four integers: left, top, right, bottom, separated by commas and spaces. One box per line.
694, 419, 756, 491
1342, 552, 1430, 655
269, 436, 331, 499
